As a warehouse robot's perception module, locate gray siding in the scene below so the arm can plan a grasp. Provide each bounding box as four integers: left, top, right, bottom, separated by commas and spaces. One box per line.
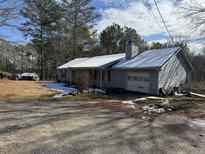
149, 71, 159, 95
108, 70, 126, 89
158, 51, 192, 94
88, 70, 126, 89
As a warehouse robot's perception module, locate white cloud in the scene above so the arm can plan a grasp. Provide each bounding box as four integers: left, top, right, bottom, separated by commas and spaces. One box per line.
96, 0, 192, 36
147, 38, 168, 45
96, 1, 164, 36
188, 42, 205, 55
95, 0, 205, 54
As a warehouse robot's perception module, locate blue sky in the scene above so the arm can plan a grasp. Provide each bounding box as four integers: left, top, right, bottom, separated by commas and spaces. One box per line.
0, 0, 204, 54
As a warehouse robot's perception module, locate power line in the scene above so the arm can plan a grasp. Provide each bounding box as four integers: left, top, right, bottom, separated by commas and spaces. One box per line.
153, 0, 174, 43
142, 0, 170, 43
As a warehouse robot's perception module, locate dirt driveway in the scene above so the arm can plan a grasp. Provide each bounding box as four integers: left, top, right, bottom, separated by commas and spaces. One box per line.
0, 98, 205, 154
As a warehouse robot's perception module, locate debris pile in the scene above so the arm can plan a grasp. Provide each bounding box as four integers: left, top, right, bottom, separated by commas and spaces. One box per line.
143, 102, 175, 114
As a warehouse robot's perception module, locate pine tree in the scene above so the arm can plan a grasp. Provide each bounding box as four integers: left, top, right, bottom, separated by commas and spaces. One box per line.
20, 0, 62, 80
100, 24, 148, 54
62, 0, 100, 59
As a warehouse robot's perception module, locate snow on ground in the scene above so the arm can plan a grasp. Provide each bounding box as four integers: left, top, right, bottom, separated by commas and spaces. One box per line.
189, 119, 205, 129
43, 82, 77, 95
133, 96, 171, 102
190, 92, 205, 98
122, 100, 136, 109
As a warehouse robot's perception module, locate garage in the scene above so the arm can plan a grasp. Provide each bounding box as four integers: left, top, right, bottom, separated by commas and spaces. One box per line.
126, 72, 150, 93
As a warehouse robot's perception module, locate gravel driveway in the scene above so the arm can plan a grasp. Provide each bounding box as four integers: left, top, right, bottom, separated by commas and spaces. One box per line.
0, 99, 204, 154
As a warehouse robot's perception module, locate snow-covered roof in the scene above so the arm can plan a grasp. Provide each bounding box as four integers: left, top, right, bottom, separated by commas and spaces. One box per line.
58, 58, 89, 69
70, 53, 125, 68
113, 47, 180, 69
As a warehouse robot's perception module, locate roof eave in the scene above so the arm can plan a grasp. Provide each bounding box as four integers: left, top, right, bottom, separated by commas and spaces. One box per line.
181, 49, 194, 71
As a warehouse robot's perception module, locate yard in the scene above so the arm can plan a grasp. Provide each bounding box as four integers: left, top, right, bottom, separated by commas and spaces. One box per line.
0, 80, 55, 100
0, 80, 205, 154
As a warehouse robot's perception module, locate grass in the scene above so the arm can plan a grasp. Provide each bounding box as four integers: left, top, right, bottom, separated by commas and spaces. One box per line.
62, 92, 117, 102
0, 80, 56, 100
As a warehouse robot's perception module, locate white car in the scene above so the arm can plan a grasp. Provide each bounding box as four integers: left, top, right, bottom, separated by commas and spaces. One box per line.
21, 73, 40, 81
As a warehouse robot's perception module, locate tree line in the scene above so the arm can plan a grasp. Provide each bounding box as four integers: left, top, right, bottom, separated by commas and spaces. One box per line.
0, 0, 204, 82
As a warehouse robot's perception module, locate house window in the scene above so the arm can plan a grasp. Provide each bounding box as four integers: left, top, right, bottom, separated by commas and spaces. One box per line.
61, 69, 66, 78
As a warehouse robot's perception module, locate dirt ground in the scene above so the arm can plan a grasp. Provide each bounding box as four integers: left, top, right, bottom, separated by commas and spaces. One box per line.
191, 82, 205, 94
0, 80, 205, 154
0, 98, 205, 154
0, 80, 55, 100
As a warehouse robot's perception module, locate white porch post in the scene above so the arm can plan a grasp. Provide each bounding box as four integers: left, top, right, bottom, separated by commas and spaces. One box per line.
100, 69, 102, 89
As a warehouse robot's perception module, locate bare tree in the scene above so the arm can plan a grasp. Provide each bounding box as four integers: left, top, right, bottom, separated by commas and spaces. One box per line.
73, 70, 89, 92
0, 0, 20, 27
181, 1, 205, 39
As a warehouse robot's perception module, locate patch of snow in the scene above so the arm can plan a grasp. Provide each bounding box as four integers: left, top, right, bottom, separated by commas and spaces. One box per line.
133, 98, 147, 102
122, 100, 136, 109
94, 88, 106, 94
127, 104, 136, 109
190, 92, 205, 98
88, 88, 107, 94
133, 96, 171, 102
43, 82, 77, 95
189, 119, 205, 129
122, 100, 134, 105
53, 93, 68, 98
174, 91, 186, 96
147, 96, 169, 100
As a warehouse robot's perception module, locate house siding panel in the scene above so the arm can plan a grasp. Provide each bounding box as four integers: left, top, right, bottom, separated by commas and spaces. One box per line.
149, 71, 159, 95
108, 70, 126, 89
158, 51, 191, 94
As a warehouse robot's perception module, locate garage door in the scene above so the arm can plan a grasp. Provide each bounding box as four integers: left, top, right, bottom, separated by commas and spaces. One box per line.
126, 72, 150, 93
